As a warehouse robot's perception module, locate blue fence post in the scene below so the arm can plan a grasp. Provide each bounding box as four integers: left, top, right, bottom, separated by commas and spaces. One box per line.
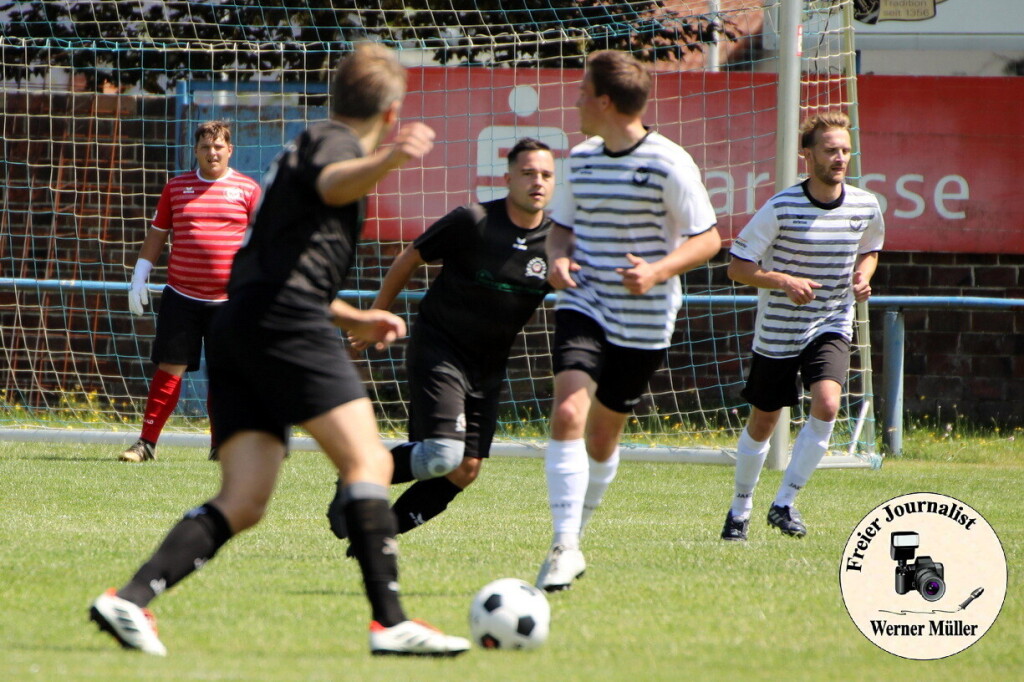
882, 309, 905, 455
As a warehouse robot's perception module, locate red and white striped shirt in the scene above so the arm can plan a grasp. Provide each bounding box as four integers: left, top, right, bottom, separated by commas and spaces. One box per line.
152, 169, 261, 301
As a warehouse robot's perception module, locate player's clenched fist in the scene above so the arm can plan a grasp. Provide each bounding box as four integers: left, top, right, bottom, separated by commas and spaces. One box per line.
616, 253, 658, 295
388, 122, 435, 167
781, 274, 821, 306
852, 270, 872, 302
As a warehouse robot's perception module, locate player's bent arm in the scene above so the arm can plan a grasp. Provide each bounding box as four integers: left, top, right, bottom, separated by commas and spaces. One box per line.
329, 299, 407, 350
852, 251, 880, 302
317, 122, 434, 206
316, 150, 404, 206
854, 251, 879, 283
655, 226, 722, 279
546, 222, 579, 289
618, 227, 721, 295
372, 244, 426, 311
728, 256, 821, 305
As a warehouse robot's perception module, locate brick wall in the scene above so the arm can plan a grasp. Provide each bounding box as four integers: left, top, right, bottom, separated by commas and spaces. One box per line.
1, 92, 174, 403
868, 253, 1024, 426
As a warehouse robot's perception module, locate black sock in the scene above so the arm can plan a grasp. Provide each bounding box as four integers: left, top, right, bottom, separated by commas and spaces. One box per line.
345, 497, 406, 627
390, 442, 417, 484
391, 477, 463, 534
326, 478, 348, 539
117, 503, 233, 607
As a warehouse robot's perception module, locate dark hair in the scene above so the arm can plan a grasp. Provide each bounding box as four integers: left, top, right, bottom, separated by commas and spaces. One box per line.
507, 138, 552, 166
799, 111, 851, 149
586, 50, 651, 116
330, 42, 406, 119
194, 120, 231, 146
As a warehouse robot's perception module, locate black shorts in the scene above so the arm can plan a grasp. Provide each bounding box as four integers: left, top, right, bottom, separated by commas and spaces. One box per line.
151, 286, 223, 371
205, 298, 367, 446
552, 309, 665, 414
405, 324, 501, 459
740, 333, 851, 412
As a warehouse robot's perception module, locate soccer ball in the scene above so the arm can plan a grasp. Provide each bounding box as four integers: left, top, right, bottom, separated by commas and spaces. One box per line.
469, 578, 550, 650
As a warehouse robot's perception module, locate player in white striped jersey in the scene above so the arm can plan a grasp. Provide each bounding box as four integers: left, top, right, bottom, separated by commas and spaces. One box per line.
537, 50, 720, 591
721, 111, 884, 542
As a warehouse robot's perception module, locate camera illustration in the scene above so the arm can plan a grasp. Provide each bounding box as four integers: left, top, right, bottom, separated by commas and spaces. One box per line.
891, 531, 946, 601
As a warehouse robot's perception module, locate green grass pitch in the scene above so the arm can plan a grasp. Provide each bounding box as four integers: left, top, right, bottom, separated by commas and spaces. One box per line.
1, 440, 1020, 680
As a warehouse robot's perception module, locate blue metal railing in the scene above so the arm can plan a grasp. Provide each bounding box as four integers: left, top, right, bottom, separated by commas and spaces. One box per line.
868, 296, 1024, 455
3, 277, 1022, 455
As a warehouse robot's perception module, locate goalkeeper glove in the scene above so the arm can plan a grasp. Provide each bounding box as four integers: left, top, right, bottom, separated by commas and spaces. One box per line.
129, 258, 153, 317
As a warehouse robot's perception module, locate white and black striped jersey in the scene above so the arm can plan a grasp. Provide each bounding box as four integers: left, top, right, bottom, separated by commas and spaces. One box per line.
550, 131, 717, 350
730, 181, 884, 358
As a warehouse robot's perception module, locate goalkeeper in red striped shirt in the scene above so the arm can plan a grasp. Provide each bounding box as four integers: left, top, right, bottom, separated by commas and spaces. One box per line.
121, 120, 261, 462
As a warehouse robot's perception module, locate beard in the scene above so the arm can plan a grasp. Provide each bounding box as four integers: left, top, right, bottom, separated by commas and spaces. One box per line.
815, 161, 845, 186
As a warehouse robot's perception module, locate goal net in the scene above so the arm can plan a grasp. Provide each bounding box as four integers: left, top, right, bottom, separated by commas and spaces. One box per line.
0, 1, 876, 466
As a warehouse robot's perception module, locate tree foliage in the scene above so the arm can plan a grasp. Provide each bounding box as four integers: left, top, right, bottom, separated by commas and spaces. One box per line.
0, 1, 737, 93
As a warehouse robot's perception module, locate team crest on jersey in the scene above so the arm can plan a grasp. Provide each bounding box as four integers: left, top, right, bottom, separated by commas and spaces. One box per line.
225, 186, 244, 203
633, 167, 651, 186
525, 256, 547, 280
850, 217, 869, 233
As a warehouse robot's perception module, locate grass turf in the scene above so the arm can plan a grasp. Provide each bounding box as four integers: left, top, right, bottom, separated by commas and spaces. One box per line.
0, 440, 1020, 681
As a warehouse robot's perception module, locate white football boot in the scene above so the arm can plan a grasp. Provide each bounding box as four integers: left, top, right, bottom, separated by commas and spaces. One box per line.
369, 619, 470, 657
536, 544, 586, 592
89, 589, 167, 656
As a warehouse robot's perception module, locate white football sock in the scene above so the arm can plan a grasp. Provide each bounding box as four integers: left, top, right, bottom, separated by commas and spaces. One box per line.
580, 448, 619, 536
774, 416, 835, 508
545, 438, 588, 550
730, 427, 770, 520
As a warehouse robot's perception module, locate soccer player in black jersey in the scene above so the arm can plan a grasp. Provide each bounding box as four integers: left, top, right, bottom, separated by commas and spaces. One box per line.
89, 43, 470, 657
326, 138, 555, 540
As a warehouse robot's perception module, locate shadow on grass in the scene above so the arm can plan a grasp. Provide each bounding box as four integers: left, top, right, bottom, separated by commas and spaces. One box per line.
286, 588, 471, 598
19, 454, 121, 462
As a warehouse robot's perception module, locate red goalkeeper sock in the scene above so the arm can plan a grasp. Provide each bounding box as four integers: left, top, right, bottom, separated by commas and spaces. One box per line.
140, 369, 183, 444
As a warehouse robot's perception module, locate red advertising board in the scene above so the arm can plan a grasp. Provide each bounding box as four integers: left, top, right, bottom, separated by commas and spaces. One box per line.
367, 68, 1024, 255
858, 75, 1022, 253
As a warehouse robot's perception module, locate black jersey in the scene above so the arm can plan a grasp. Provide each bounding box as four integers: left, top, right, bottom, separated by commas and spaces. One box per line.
413, 199, 552, 369
228, 119, 364, 329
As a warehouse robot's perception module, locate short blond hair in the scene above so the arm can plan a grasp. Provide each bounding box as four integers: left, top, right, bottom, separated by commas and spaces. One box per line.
330, 42, 407, 119
799, 111, 851, 149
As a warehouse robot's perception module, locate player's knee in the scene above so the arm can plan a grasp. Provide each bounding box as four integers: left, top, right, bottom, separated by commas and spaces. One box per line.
818, 406, 840, 423
412, 437, 464, 480
811, 396, 841, 422
551, 398, 587, 434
